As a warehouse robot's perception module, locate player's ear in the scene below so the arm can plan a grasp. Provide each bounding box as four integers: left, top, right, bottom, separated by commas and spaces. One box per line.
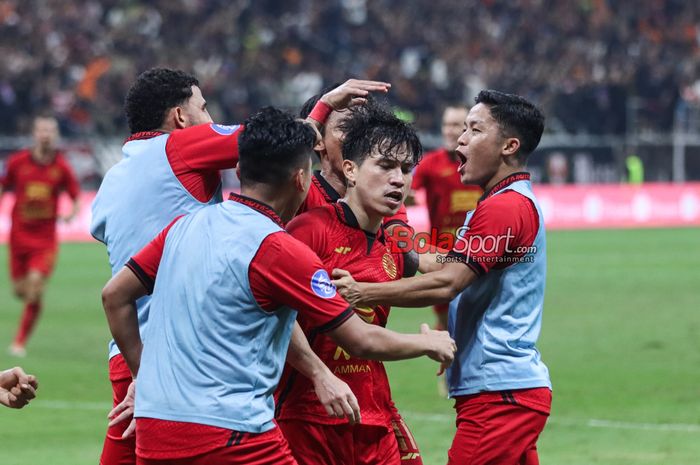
293, 167, 308, 192
501, 137, 520, 160
342, 159, 357, 188
173, 106, 187, 130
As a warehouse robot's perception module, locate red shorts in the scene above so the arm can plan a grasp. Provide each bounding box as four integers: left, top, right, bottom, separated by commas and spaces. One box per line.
100, 354, 136, 465
9, 244, 57, 280
278, 420, 400, 465
136, 425, 297, 465
447, 388, 551, 465
390, 415, 423, 464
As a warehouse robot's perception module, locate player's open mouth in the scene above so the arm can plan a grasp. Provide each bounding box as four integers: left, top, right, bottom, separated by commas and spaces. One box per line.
384, 191, 403, 205
457, 151, 468, 169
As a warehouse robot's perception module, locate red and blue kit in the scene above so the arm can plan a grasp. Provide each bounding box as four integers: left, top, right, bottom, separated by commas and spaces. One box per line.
276, 202, 421, 465
1, 149, 80, 278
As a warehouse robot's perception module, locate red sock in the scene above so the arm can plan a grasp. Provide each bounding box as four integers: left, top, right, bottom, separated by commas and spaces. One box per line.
14, 302, 42, 347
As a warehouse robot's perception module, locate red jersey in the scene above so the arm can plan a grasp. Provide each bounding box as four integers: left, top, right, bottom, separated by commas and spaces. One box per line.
275, 202, 404, 428
1, 149, 80, 248
412, 148, 481, 237
297, 170, 411, 230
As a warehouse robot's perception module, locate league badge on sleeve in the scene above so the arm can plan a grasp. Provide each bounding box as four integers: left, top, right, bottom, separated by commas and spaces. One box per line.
209, 124, 241, 136
311, 269, 337, 298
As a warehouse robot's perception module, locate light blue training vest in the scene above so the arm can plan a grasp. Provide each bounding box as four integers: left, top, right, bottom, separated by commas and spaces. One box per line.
447, 179, 551, 397
135, 200, 297, 433
90, 134, 222, 359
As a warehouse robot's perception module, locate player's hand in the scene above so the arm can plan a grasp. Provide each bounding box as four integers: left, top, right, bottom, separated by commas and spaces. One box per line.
321, 79, 391, 111
108, 379, 136, 438
331, 269, 367, 307
0, 366, 38, 409
312, 370, 361, 425
419, 323, 456, 373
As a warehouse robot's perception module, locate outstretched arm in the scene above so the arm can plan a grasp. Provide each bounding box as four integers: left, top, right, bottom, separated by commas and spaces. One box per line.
332, 262, 477, 308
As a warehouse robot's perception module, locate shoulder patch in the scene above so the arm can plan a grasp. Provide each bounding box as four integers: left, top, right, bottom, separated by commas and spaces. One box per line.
209, 124, 240, 136
310, 269, 337, 299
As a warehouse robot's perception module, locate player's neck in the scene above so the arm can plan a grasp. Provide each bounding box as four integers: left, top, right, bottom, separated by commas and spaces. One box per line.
342, 196, 382, 233
240, 185, 297, 224
31, 146, 55, 164
319, 169, 346, 197
483, 165, 528, 192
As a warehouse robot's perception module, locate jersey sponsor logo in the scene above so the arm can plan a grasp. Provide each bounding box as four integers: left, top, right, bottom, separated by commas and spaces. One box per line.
334, 246, 352, 254
333, 364, 371, 374
382, 252, 398, 279
333, 346, 351, 361
209, 123, 240, 136
310, 269, 336, 298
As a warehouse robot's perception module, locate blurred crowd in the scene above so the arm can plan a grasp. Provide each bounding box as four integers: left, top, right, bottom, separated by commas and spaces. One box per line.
1, 0, 700, 136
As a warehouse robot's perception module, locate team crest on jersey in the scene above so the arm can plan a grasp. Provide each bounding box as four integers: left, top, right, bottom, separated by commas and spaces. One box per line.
382, 252, 398, 279
209, 123, 240, 136
311, 269, 336, 298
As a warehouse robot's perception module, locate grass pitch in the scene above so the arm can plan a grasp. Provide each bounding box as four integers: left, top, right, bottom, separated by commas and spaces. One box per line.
0, 228, 699, 465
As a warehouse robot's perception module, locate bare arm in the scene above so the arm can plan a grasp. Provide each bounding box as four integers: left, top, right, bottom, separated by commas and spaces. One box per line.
327, 314, 455, 367
286, 322, 361, 424
102, 267, 148, 377
332, 262, 477, 308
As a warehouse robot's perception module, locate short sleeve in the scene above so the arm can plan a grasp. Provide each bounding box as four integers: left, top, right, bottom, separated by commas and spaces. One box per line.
249, 232, 353, 332
166, 123, 243, 171
448, 191, 538, 276
127, 215, 184, 294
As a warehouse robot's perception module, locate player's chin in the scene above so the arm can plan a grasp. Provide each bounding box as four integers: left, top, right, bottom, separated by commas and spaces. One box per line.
381, 197, 402, 215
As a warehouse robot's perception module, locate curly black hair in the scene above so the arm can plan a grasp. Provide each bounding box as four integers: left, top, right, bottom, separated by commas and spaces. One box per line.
338, 104, 423, 168
124, 68, 199, 134
475, 90, 545, 158
238, 107, 316, 186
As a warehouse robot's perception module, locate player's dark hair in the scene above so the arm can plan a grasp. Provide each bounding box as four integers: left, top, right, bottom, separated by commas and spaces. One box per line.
238, 107, 316, 186
125, 68, 199, 134
339, 104, 423, 168
475, 90, 545, 159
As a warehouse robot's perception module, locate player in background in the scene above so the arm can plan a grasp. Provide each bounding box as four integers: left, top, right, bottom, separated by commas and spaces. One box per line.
0, 115, 80, 357
411, 105, 482, 332
276, 105, 427, 465
0, 366, 38, 409
101, 107, 456, 465
333, 90, 552, 465
91, 68, 391, 465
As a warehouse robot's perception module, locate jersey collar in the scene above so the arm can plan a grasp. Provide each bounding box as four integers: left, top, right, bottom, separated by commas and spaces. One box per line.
479, 172, 530, 203
313, 171, 342, 203
228, 192, 284, 227
334, 202, 386, 253
124, 131, 166, 143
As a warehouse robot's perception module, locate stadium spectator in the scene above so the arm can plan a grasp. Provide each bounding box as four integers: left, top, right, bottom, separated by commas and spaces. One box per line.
91, 68, 392, 465
333, 90, 552, 465
411, 105, 482, 332
276, 105, 425, 465
101, 107, 456, 465
0, 115, 80, 357
0, 366, 38, 409
0, 1, 696, 136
